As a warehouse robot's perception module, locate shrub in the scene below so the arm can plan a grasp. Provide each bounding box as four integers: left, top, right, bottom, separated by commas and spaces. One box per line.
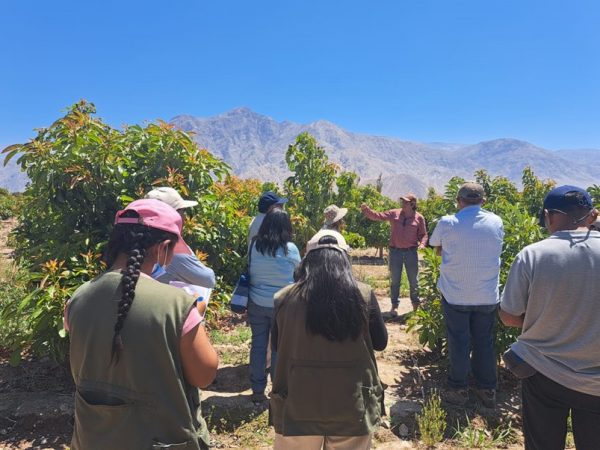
408, 248, 445, 352
0, 190, 22, 220
0, 263, 31, 365
416, 391, 447, 447
1, 101, 242, 362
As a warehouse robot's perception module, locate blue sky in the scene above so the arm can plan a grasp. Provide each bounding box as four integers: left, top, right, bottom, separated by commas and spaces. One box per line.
1, 0, 599, 150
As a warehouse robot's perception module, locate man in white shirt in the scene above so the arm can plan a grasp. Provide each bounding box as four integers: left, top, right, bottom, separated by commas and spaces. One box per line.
500, 185, 600, 450
429, 182, 504, 408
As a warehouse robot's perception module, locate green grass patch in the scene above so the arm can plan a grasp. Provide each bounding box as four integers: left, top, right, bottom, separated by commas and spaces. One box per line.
357, 272, 410, 297
452, 415, 517, 449
229, 410, 273, 448
210, 325, 251, 346
219, 348, 250, 366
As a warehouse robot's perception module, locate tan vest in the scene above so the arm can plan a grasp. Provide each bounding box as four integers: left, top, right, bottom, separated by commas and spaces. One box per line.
270, 282, 384, 436
68, 272, 210, 450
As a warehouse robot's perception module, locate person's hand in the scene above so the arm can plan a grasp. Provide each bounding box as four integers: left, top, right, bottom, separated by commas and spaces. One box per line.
418, 243, 426, 250
196, 299, 207, 317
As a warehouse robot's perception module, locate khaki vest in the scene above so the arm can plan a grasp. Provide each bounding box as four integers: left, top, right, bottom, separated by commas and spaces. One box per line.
68, 272, 210, 450
270, 282, 384, 436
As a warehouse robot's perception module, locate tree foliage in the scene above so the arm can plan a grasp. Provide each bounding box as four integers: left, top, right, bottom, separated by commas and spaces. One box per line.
1, 101, 251, 362
284, 132, 338, 248
0, 189, 22, 220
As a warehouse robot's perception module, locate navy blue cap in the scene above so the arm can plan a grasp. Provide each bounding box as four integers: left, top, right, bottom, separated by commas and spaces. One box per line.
258, 191, 288, 213
543, 185, 593, 211
539, 185, 593, 226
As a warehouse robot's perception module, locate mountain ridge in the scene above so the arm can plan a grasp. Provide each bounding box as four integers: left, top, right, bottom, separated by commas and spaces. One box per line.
1, 108, 599, 197
171, 108, 600, 198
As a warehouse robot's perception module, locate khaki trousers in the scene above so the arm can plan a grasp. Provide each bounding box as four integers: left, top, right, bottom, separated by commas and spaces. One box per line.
273, 433, 372, 450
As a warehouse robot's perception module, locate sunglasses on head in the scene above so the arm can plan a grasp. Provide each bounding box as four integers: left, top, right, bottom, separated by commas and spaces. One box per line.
539, 207, 594, 227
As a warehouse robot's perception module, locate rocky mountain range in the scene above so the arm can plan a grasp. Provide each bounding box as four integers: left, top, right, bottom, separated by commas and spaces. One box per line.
1, 107, 599, 198
171, 108, 600, 199
0, 158, 28, 193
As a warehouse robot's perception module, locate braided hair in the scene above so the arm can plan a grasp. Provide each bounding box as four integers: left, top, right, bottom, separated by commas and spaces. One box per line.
104, 210, 179, 364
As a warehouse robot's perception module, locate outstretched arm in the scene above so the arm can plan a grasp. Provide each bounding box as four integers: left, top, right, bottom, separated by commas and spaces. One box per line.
360, 203, 392, 222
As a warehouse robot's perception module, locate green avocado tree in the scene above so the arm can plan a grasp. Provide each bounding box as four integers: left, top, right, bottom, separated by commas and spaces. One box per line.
1, 101, 244, 362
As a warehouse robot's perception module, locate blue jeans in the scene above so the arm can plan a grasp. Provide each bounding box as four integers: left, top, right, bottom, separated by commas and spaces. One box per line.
389, 247, 420, 306
248, 300, 277, 394
442, 298, 497, 390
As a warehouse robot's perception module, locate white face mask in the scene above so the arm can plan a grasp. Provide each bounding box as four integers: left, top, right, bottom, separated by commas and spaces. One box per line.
151, 245, 169, 279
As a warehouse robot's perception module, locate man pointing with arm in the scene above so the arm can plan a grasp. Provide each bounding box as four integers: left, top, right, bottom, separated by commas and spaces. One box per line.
361, 193, 428, 314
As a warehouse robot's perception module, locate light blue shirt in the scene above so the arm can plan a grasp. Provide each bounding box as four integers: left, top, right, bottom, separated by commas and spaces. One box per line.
248, 213, 265, 248
429, 205, 504, 305
249, 241, 301, 308
157, 253, 216, 288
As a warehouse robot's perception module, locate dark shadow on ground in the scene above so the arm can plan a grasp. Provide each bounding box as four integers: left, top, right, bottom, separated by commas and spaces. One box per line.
382, 311, 413, 324
203, 393, 268, 432
0, 414, 72, 449
208, 364, 251, 393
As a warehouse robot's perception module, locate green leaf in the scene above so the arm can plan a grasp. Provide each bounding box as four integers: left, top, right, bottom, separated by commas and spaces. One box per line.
119, 194, 134, 204
2, 144, 22, 166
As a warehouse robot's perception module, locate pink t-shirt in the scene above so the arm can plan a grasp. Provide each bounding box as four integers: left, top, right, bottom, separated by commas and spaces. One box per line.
362, 207, 428, 249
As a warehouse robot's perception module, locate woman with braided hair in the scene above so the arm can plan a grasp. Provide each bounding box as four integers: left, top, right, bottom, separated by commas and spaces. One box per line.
66, 199, 218, 450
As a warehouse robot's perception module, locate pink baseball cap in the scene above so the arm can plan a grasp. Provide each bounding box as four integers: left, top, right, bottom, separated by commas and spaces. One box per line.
114, 199, 182, 237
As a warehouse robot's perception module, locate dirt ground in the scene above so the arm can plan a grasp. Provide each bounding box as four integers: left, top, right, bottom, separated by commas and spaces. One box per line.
0, 295, 526, 450
0, 222, 531, 449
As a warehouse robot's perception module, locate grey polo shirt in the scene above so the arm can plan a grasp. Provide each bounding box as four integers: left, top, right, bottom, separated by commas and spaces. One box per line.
501, 230, 600, 396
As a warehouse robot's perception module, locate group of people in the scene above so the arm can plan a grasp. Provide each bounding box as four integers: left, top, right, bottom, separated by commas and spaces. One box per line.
64, 182, 600, 450
362, 182, 600, 450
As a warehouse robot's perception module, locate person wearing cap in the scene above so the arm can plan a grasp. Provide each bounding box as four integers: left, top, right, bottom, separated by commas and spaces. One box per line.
145, 187, 216, 289
361, 193, 428, 314
499, 186, 600, 450
248, 191, 288, 247
306, 204, 351, 253
66, 199, 218, 450
270, 231, 387, 450
248, 209, 300, 404
429, 182, 504, 408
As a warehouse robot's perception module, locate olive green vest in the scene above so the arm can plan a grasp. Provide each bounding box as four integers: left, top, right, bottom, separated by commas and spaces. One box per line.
68, 272, 210, 450
270, 282, 384, 436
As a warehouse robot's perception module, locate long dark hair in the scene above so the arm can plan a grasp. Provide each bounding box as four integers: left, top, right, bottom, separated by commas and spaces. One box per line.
104, 210, 179, 364
255, 209, 293, 257
293, 236, 368, 341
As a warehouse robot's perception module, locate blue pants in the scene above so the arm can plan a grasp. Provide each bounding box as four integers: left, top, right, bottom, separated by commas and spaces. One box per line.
248, 301, 277, 394
442, 298, 497, 390
389, 247, 420, 306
